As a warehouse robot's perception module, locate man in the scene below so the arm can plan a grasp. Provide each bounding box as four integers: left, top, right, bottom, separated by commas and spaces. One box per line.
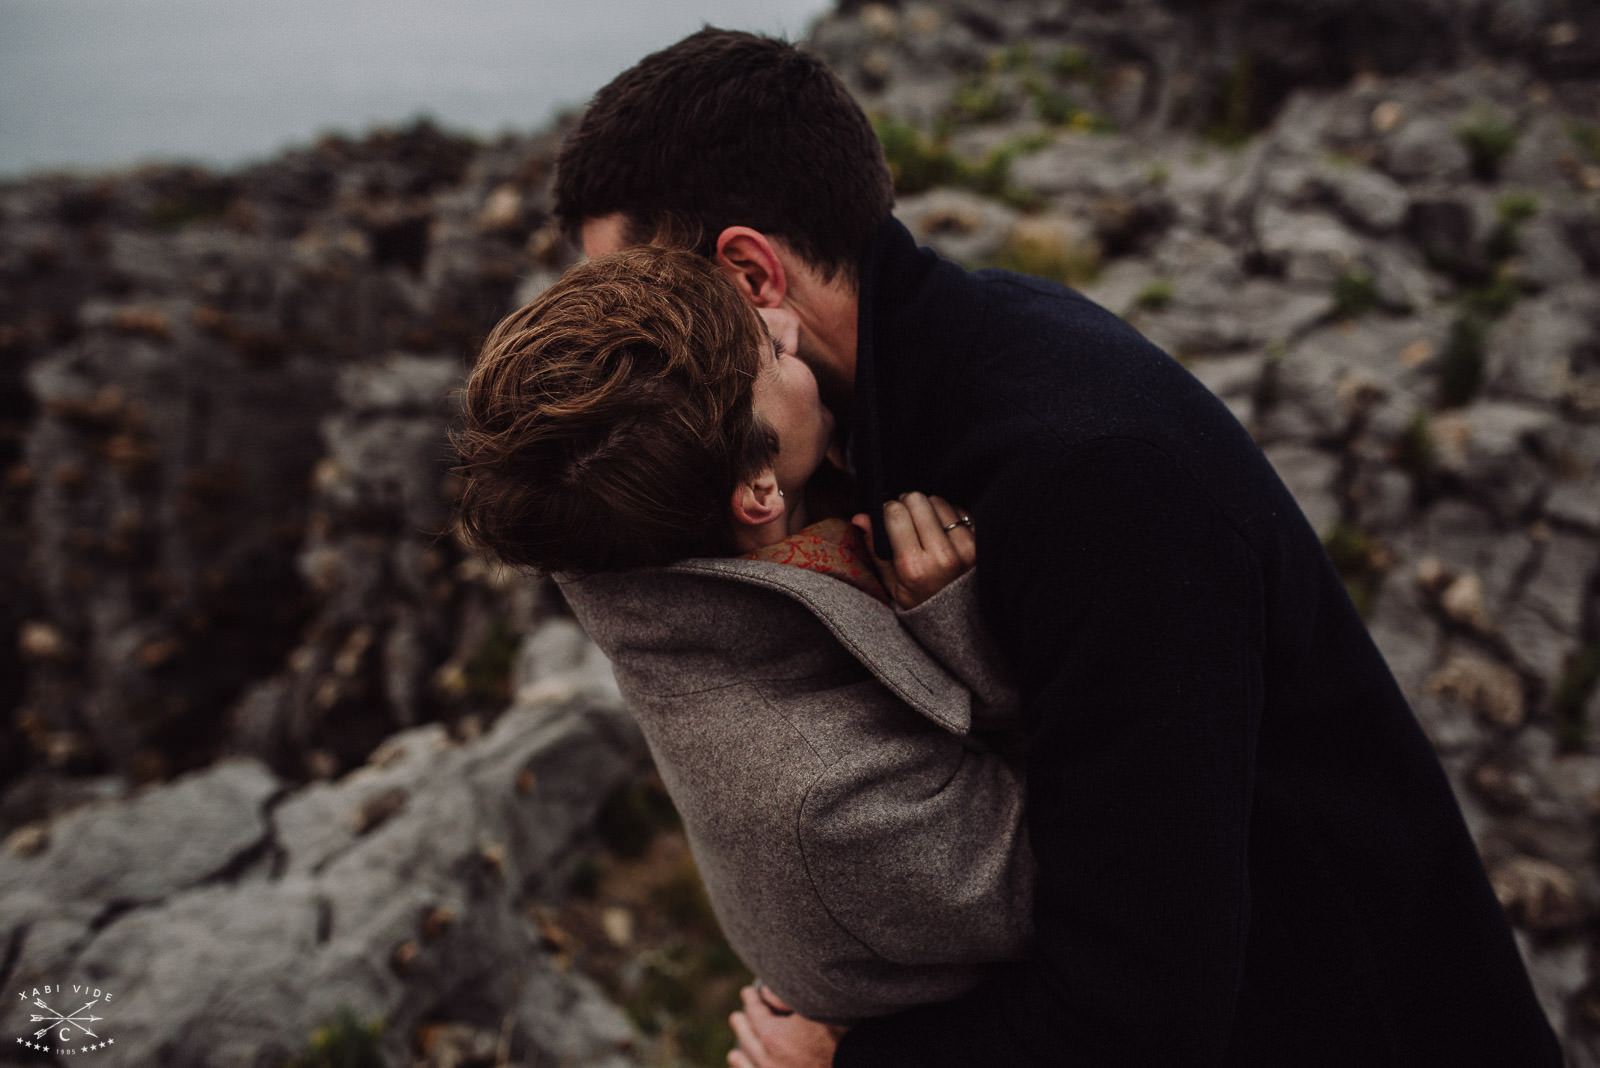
552, 28, 1561, 1067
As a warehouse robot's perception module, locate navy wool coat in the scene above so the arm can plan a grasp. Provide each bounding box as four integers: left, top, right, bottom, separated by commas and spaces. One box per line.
834, 218, 1560, 1067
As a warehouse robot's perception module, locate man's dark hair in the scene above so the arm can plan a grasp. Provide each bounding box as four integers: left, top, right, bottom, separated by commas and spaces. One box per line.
553, 27, 894, 285
453, 246, 777, 574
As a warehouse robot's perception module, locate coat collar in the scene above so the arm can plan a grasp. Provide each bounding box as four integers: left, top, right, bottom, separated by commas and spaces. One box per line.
851, 217, 968, 556
667, 558, 973, 735
561, 557, 973, 736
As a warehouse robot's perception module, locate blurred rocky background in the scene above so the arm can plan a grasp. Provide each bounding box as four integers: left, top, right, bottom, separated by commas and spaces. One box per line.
1, 0, 1598, 1064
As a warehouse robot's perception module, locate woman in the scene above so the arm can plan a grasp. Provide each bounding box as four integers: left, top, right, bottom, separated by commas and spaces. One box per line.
454, 246, 1032, 1028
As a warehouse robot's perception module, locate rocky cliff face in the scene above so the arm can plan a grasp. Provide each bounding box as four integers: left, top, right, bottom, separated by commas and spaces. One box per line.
1, 621, 644, 1066
2, 0, 1598, 1063
3, 122, 577, 787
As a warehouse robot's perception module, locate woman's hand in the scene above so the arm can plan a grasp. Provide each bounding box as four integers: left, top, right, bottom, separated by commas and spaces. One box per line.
852, 492, 976, 610
728, 984, 845, 1068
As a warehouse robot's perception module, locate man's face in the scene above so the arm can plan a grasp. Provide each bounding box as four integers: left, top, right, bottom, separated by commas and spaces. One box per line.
580, 211, 856, 435
581, 213, 629, 259
752, 307, 834, 496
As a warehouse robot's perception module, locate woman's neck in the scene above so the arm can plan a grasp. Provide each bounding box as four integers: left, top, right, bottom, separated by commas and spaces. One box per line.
732, 461, 860, 554
801, 460, 858, 528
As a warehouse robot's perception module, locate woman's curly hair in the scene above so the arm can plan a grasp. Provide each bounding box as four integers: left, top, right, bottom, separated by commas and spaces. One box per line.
453, 246, 776, 574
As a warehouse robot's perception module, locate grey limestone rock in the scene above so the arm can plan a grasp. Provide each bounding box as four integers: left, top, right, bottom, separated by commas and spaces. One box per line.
1350, 466, 1417, 533
1430, 402, 1561, 521
1366, 241, 1439, 312
1486, 284, 1600, 407
0, 759, 277, 912
2, 675, 644, 1066
1501, 111, 1591, 188
1546, 477, 1600, 533
1383, 116, 1475, 183
1416, 502, 1541, 610
1256, 204, 1367, 284
1524, 934, 1589, 1051
1508, 531, 1600, 647
1515, 215, 1589, 292
1255, 317, 1438, 444
1310, 163, 1412, 234
513, 956, 643, 1068
70, 876, 329, 1068
896, 189, 1021, 267
1187, 352, 1268, 428
1367, 573, 1443, 699
1007, 136, 1155, 201
1264, 442, 1344, 537
511, 616, 625, 710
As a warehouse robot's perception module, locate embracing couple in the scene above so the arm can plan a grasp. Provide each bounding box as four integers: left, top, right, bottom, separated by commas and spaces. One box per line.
454, 28, 1560, 1068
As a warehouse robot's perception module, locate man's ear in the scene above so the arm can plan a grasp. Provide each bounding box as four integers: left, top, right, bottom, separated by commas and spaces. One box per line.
730, 468, 787, 530
715, 227, 788, 309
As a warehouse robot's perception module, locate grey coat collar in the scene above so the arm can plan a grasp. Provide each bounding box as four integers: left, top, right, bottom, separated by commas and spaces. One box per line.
560, 557, 974, 736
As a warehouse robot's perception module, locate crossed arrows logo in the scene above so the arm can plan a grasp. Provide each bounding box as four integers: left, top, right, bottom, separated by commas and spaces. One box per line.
29, 996, 102, 1041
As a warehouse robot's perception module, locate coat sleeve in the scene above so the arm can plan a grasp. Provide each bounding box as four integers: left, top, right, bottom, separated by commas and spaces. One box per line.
896, 569, 1020, 726
835, 437, 1265, 1066
793, 686, 1035, 1011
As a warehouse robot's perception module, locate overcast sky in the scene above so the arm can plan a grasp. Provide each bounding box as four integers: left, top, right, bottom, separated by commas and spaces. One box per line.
0, 0, 830, 177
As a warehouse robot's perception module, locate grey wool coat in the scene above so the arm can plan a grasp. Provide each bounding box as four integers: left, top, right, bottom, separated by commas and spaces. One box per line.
557, 559, 1034, 1023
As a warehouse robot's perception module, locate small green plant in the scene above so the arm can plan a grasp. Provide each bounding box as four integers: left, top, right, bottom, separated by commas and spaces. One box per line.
1323, 523, 1372, 574
873, 117, 967, 195
1204, 55, 1256, 148
991, 42, 1034, 73
1456, 105, 1518, 181
1553, 642, 1600, 752
1252, 345, 1285, 416
979, 133, 1052, 208
145, 186, 234, 231
614, 855, 751, 1066
1323, 522, 1384, 618
1050, 45, 1098, 85
1565, 119, 1600, 165
948, 77, 1017, 125
1134, 278, 1175, 311
1460, 273, 1520, 319
1496, 192, 1540, 228
596, 775, 682, 860
1438, 313, 1489, 407
1485, 192, 1540, 262
568, 854, 603, 898
967, 142, 1020, 199
1438, 192, 1535, 338
1033, 86, 1081, 127
1332, 267, 1380, 320
875, 117, 1050, 207
461, 615, 518, 702
1396, 409, 1437, 481
991, 226, 1101, 287
284, 1008, 385, 1068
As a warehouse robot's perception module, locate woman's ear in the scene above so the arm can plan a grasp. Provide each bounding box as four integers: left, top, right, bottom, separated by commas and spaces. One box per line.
729, 468, 789, 552
730, 468, 786, 528
715, 227, 788, 309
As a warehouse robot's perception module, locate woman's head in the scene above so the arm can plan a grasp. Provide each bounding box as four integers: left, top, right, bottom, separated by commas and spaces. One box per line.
454, 246, 826, 573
